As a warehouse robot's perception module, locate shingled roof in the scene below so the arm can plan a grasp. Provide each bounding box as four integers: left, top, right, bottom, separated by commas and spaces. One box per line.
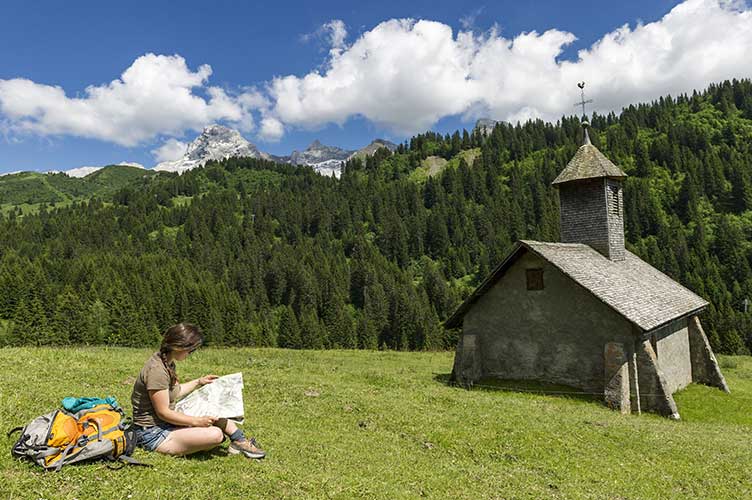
552, 132, 627, 185
444, 240, 708, 331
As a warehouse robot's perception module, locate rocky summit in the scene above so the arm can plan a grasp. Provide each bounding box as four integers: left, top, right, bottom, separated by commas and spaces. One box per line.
149, 125, 394, 178
475, 118, 501, 135
347, 139, 398, 161
285, 140, 355, 178
154, 125, 270, 174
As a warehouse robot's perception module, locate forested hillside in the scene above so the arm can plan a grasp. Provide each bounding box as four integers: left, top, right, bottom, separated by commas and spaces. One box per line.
1, 79, 752, 354
0, 165, 158, 215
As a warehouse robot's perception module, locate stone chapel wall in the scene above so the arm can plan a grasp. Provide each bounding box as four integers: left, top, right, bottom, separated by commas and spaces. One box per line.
462, 250, 634, 392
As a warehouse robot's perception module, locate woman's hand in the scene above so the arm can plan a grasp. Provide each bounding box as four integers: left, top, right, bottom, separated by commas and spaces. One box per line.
199, 374, 219, 386
191, 416, 217, 427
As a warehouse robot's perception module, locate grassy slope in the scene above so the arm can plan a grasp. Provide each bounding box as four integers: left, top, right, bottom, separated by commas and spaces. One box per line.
408, 148, 481, 183
81, 165, 158, 195
0, 348, 750, 500
0, 166, 159, 216
0, 172, 66, 206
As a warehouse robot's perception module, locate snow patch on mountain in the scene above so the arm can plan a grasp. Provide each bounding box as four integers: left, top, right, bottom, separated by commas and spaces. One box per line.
475, 118, 501, 135
285, 140, 355, 178
64, 166, 101, 178
63, 161, 144, 178
117, 161, 145, 169
154, 125, 269, 174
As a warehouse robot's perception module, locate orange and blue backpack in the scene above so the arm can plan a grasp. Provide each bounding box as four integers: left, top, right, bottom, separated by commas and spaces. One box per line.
8, 397, 149, 471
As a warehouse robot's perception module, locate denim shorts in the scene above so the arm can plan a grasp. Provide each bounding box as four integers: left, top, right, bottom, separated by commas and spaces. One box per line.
134, 423, 178, 452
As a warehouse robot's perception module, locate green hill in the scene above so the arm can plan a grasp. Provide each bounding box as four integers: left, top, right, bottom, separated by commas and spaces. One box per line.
0, 165, 162, 215
1, 347, 749, 499
82, 164, 159, 193
0, 171, 70, 205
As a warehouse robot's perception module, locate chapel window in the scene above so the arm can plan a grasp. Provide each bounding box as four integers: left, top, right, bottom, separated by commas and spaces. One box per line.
526, 269, 544, 291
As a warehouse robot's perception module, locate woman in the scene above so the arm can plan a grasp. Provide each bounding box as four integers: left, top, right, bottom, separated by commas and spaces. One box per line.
130, 323, 265, 458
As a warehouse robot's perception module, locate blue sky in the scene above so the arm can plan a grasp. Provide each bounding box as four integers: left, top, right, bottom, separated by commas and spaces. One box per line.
1, 0, 750, 174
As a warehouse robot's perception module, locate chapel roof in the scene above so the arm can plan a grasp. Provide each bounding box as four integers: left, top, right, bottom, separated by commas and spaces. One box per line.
444, 240, 708, 331
552, 130, 627, 185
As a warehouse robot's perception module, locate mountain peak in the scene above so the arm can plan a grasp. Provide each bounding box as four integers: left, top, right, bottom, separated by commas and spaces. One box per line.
291, 141, 353, 165
475, 118, 501, 134
155, 125, 269, 174
203, 123, 230, 132
347, 139, 398, 162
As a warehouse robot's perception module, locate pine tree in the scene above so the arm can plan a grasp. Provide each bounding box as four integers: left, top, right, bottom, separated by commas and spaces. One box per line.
52, 287, 86, 344
10, 298, 32, 346
28, 296, 53, 346
85, 300, 110, 345
299, 306, 324, 349
277, 305, 302, 349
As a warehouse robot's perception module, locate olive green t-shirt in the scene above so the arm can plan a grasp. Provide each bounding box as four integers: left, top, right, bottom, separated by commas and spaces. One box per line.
131, 352, 181, 427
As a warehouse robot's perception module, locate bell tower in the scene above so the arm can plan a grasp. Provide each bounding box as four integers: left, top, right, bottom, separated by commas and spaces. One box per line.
552, 83, 627, 261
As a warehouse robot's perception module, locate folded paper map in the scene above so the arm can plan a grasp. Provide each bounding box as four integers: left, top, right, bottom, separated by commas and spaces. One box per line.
175, 372, 245, 423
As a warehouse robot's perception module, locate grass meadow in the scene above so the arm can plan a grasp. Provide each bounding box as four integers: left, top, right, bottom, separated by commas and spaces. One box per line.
0, 347, 750, 499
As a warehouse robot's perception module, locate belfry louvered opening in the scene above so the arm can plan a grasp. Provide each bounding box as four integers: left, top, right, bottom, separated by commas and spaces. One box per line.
608, 185, 620, 216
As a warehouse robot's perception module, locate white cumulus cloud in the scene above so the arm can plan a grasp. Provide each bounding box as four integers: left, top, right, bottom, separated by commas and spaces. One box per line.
151, 138, 188, 162
324, 20, 348, 53
1, 0, 751, 147
0, 53, 263, 147
301, 19, 348, 56
259, 116, 285, 142
266, 0, 752, 136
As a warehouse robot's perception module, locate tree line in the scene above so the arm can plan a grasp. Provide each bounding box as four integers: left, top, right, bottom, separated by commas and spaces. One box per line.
1, 78, 752, 354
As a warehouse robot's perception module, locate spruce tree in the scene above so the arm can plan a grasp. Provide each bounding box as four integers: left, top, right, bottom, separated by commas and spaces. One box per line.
10, 298, 32, 346
299, 306, 324, 349
277, 305, 302, 349
52, 287, 86, 344
85, 299, 110, 345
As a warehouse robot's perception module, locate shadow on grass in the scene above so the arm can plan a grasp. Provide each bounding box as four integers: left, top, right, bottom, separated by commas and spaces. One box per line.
433, 373, 604, 404
182, 446, 229, 461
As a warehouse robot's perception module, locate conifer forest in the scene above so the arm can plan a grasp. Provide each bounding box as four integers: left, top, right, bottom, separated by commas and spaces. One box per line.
1, 79, 752, 355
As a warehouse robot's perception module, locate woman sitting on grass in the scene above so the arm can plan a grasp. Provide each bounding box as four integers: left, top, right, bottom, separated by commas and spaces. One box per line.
130, 323, 265, 459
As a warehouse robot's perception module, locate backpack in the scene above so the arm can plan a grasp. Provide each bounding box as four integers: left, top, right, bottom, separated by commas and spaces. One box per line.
8, 399, 150, 471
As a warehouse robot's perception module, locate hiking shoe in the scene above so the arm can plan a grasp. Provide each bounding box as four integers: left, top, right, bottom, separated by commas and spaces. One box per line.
228, 437, 265, 459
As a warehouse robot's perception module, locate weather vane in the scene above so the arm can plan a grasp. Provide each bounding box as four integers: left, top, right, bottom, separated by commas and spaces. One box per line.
574, 81, 593, 125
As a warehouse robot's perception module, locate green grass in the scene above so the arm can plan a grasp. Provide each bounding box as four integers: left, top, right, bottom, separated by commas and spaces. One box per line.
172, 195, 195, 207
408, 148, 481, 183
1, 200, 75, 217
1, 348, 750, 499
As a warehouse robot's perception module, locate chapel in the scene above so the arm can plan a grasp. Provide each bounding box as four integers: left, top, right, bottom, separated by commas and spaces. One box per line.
446, 123, 729, 418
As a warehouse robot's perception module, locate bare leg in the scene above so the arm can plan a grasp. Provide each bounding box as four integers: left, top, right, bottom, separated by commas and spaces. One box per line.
223, 419, 239, 435
155, 426, 224, 456
213, 418, 246, 438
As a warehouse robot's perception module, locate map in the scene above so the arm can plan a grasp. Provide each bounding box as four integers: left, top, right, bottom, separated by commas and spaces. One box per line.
175, 372, 245, 423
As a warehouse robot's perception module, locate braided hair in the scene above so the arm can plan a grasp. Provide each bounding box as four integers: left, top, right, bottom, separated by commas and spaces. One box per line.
158, 323, 203, 386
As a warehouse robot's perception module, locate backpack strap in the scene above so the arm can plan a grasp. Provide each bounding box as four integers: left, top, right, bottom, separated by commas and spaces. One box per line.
6, 426, 23, 438
105, 455, 153, 469
51, 440, 78, 472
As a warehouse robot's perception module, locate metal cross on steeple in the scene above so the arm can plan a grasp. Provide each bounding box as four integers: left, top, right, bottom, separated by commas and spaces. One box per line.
574, 81, 593, 144
574, 82, 593, 122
